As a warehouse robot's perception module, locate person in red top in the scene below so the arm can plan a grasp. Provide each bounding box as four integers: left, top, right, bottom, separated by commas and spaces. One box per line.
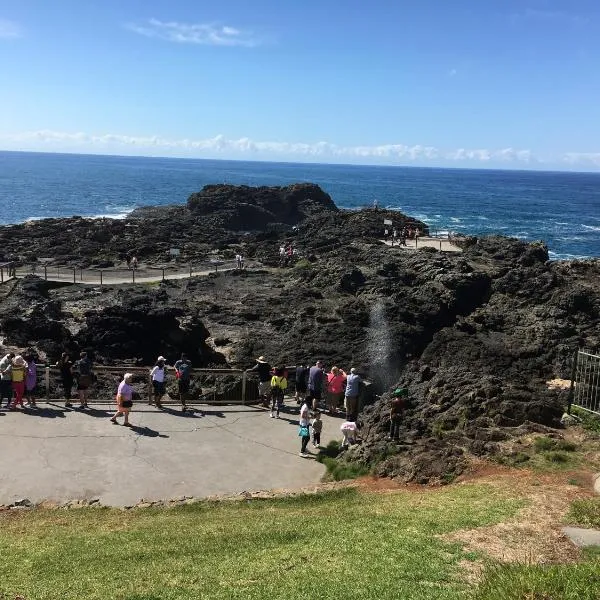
326, 366, 347, 414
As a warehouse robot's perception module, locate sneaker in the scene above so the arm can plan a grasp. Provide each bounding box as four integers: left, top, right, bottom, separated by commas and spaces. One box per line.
269, 413, 274, 418
276, 414, 280, 419
110, 418, 118, 424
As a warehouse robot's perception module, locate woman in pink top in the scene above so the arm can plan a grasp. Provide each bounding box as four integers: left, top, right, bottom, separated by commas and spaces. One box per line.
110, 373, 134, 427
326, 366, 347, 414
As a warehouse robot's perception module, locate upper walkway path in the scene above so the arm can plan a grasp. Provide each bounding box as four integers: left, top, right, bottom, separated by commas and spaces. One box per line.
380, 236, 463, 252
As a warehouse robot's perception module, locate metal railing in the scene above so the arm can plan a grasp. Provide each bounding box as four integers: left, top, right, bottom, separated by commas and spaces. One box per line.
25, 365, 255, 405
2, 259, 254, 286
569, 350, 600, 416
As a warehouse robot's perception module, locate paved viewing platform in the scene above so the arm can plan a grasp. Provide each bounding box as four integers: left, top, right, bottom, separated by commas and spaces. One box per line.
381, 236, 463, 252
0, 402, 333, 507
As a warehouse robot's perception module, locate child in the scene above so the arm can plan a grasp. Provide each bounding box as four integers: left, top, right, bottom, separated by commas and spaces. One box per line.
9, 355, 28, 409
340, 420, 358, 448
298, 400, 311, 457
270, 366, 287, 418
25, 354, 37, 407
311, 410, 323, 447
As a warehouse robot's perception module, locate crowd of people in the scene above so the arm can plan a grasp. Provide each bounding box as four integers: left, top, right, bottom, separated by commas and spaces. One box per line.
1, 350, 406, 459
246, 356, 365, 457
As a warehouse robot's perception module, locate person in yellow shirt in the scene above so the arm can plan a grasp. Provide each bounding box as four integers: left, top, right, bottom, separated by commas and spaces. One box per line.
9, 355, 27, 409
270, 366, 287, 419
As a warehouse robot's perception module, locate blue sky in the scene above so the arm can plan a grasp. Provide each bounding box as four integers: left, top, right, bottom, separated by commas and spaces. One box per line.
2, 0, 600, 170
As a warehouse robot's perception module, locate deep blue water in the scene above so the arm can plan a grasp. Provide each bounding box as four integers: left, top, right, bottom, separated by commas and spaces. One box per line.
1, 151, 599, 259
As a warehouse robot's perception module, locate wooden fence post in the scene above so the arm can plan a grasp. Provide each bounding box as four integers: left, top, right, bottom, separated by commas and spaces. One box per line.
73, 268, 76, 283
45, 366, 50, 400
100, 270, 103, 286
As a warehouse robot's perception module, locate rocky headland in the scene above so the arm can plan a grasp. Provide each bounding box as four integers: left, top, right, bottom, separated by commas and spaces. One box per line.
1, 183, 599, 483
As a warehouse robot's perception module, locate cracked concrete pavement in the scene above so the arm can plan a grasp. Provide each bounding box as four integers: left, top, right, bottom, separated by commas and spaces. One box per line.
0, 402, 335, 507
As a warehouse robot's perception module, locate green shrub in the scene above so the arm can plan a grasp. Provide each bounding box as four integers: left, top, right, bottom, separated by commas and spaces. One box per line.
293, 258, 313, 271
567, 498, 600, 529
570, 406, 600, 433
556, 440, 577, 452
533, 436, 556, 452
544, 451, 570, 464
318, 455, 369, 481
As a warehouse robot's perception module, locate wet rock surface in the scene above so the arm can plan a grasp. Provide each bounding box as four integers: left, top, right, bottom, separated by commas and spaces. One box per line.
0, 184, 599, 484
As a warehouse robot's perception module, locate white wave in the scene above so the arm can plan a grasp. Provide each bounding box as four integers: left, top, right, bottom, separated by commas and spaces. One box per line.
450, 217, 461, 223
554, 222, 569, 225
548, 251, 593, 260
477, 216, 488, 220
91, 211, 131, 220
582, 224, 600, 231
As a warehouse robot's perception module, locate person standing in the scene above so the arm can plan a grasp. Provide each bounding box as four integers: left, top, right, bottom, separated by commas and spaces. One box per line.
326, 366, 347, 414
389, 388, 407, 440
311, 410, 323, 448
307, 360, 325, 410
295, 363, 309, 404
150, 356, 167, 408
344, 367, 362, 421
110, 372, 135, 427
0, 352, 15, 408
74, 351, 94, 409
269, 366, 287, 418
9, 355, 27, 409
298, 399, 311, 457
247, 356, 272, 406
56, 352, 74, 407
131, 256, 138, 270
174, 353, 192, 411
24, 354, 37, 408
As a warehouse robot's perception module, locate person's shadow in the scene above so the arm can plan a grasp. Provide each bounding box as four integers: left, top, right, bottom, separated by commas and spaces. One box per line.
23, 405, 66, 418
131, 425, 168, 438
161, 406, 199, 418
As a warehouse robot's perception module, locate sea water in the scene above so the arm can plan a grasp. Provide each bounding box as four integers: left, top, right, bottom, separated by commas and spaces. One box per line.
0, 151, 598, 259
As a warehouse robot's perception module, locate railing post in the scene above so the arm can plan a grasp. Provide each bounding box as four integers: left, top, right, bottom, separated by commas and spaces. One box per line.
1, 267, 3, 283
100, 270, 103, 286
162, 268, 165, 281
57, 266, 60, 278
132, 269, 135, 283
567, 350, 579, 414
439, 240, 442, 251
44, 266, 47, 280
241, 371, 247, 404
80, 268, 83, 281
45, 366, 50, 401
73, 268, 76, 283
189, 264, 193, 277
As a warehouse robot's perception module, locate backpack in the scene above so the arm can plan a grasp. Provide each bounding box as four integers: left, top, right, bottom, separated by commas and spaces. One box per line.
177, 361, 191, 380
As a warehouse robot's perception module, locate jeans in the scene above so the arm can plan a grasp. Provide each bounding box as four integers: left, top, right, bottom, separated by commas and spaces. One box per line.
390, 416, 401, 440
301, 435, 310, 453
0, 379, 12, 406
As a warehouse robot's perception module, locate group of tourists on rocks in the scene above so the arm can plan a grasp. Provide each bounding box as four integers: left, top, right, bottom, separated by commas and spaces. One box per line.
1, 349, 408, 458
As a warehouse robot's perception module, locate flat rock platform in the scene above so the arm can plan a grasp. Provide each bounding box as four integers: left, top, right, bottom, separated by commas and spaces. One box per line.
0, 403, 333, 507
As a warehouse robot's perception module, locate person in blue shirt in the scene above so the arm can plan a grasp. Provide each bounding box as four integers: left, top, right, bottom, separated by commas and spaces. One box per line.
344, 367, 362, 421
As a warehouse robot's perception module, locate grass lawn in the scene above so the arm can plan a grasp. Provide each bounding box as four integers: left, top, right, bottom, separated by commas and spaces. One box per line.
0, 485, 525, 600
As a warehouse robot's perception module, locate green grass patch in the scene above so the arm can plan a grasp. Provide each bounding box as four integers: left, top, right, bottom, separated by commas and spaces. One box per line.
534, 436, 557, 452
544, 451, 570, 464
567, 498, 600, 529
0, 484, 525, 600
570, 406, 600, 434
474, 559, 600, 600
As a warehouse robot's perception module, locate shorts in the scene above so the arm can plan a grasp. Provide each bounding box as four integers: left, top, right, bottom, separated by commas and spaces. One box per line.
178, 379, 190, 394
152, 380, 165, 395
258, 380, 271, 396
295, 385, 307, 395
77, 374, 93, 391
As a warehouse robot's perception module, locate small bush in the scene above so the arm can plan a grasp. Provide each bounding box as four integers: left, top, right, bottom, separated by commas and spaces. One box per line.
511, 452, 531, 465
568, 498, 600, 529
544, 451, 570, 464
570, 406, 600, 433
293, 258, 313, 271
533, 436, 556, 452
556, 440, 577, 452
318, 455, 369, 481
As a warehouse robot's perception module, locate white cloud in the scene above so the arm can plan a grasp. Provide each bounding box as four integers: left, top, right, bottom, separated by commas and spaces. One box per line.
126, 18, 260, 47
0, 129, 545, 166
563, 152, 600, 167
0, 19, 20, 39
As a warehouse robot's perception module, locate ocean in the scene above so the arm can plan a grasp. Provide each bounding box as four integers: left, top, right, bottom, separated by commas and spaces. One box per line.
1, 151, 599, 260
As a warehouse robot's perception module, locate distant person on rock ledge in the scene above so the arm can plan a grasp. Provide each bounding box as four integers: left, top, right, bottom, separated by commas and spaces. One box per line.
131, 256, 138, 270
247, 356, 272, 406
389, 388, 407, 441
174, 353, 192, 411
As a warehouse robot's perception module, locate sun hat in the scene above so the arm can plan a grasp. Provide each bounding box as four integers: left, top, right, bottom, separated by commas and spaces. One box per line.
124, 373, 134, 382
350, 367, 357, 374
256, 356, 267, 363
157, 356, 166, 362
13, 355, 26, 367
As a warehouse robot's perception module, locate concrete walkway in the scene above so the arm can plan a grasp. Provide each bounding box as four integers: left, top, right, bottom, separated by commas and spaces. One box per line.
562, 526, 600, 548
381, 237, 462, 252
0, 402, 335, 507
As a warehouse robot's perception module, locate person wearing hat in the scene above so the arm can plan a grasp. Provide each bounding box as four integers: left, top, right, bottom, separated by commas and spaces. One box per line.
389, 388, 408, 440
174, 353, 193, 411
344, 367, 362, 421
247, 356, 272, 406
8, 355, 28, 409
110, 372, 135, 427
150, 356, 167, 408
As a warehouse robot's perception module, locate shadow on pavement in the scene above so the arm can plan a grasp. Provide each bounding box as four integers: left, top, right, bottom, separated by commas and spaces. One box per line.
131, 425, 169, 438
24, 406, 67, 418
161, 406, 199, 418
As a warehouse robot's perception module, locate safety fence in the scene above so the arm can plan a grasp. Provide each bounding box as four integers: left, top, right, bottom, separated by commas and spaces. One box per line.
20, 365, 267, 405
569, 350, 600, 416
1, 259, 252, 286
